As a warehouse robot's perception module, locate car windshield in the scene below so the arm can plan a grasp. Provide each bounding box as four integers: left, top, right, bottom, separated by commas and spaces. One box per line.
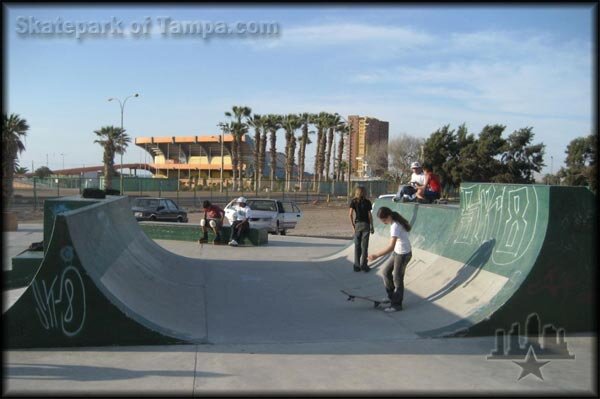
135, 199, 159, 208
248, 200, 277, 212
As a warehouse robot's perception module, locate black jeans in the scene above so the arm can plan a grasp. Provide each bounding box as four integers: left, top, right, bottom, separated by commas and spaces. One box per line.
230, 220, 249, 241
354, 221, 371, 269
382, 252, 412, 308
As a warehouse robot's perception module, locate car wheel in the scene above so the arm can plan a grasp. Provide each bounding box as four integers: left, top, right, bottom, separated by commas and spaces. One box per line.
149, 215, 157, 221
177, 216, 184, 223
280, 229, 287, 236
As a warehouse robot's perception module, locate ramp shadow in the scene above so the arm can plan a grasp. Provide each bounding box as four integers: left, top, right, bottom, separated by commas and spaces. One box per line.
426, 239, 496, 302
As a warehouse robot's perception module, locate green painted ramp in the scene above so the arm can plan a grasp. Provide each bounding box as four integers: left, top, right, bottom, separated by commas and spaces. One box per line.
5, 196, 208, 348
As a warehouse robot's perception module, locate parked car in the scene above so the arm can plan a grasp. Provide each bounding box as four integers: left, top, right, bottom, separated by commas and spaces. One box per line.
223, 198, 303, 235
131, 197, 188, 223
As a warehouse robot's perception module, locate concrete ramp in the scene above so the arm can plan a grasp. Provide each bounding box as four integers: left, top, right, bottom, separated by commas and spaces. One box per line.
4, 183, 595, 348
318, 183, 595, 337
5, 197, 208, 348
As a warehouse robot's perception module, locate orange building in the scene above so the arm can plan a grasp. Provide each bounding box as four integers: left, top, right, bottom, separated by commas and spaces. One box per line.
135, 134, 254, 186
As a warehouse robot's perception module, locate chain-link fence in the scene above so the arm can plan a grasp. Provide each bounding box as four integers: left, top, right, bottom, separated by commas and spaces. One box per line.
9, 176, 397, 212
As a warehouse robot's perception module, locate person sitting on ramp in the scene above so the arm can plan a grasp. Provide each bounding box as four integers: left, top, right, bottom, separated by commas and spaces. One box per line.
229, 197, 252, 247
199, 200, 225, 244
416, 163, 442, 204
367, 206, 413, 312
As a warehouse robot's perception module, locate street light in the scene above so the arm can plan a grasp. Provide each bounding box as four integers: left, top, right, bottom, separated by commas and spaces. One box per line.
108, 93, 140, 194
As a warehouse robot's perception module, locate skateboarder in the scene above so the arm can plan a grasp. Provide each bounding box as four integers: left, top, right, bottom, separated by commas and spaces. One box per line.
199, 200, 225, 244
348, 186, 374, 272
367, 206, 412, 312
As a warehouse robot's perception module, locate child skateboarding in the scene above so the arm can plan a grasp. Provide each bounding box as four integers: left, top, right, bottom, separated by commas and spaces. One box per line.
367, 206, 413, 312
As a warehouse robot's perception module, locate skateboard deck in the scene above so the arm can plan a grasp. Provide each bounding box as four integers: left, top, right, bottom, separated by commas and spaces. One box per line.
340, 290, 390, 308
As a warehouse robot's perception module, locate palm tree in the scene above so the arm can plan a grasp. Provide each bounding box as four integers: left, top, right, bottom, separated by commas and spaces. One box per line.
335, 123, 349, 181
325, 113, 343, 182
93, 125, 130, 191
313, 112, 330, 189
225, 106, 252, 191
247, 113, 264, 191
2, 113, 29, 207
297, 113, 315, 190
264, 114, 282, 191
281, 114, 302, 191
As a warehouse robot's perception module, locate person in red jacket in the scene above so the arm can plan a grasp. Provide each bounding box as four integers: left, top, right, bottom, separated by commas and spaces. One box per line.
417, 163, 441, 203
199, 200, 225, 244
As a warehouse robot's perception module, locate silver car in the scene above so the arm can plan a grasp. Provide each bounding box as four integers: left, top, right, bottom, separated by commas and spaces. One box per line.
224, 198, 303, 235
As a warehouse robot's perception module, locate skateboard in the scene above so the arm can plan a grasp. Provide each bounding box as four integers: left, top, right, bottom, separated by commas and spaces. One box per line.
340, 290, 390, 308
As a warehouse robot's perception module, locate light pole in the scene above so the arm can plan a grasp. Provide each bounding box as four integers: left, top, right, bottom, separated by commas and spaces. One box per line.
60, 153, 65, 170
108, 93, 140, 194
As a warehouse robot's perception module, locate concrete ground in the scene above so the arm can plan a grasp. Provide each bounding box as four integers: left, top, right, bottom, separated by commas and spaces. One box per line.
2, 225, 597, 396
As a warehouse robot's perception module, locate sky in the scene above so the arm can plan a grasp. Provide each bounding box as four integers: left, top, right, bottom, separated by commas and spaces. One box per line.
4, 4, 596, 177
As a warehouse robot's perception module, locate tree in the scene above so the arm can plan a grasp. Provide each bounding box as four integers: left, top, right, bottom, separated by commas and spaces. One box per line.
2, 113, 29, 207
93, 125, 130, 191
388, 134, 424, 183
335, 123, 349, 181
34, 166, 53, 179
496, 127, 545, 183
325, 113, 343, 181
263, 114, 282, 191
281, 114, 301, 190
225, 106, 252, 191
558, 134, 597, 191
364, 141, 389, 178
422, 125, 458, 189
313, 112, 330, 189
297, 113, 314, 189
247, 113, 265, 190
15, 166, 29, 175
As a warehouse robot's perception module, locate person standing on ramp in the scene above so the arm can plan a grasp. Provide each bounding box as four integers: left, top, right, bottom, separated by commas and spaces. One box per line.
368, 206, 412, 312
349, 186, 374, 273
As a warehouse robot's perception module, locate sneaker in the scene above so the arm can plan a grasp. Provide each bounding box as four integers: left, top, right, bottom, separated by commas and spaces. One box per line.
361, 266, 370, 273
384, 305, 402, 312
353, 266, 361, 272
198, 237, 208, 244
229, 240, 238, 247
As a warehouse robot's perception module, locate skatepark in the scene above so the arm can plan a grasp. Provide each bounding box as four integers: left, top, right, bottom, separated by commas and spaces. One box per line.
2, 183, 596, 395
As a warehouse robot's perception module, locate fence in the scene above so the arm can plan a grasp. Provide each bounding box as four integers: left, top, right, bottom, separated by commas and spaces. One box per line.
9, 176, 397, 211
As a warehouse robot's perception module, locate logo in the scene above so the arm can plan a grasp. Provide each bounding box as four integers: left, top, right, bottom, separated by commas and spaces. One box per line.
487, 313, 575, 381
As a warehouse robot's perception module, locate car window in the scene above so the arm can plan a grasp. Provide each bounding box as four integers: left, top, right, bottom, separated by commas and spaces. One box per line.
166, 200, 179, 211
159, 199, 169, 209
135, 199, 159, 208
248, 200, 277, 212
281, 201, 296, 213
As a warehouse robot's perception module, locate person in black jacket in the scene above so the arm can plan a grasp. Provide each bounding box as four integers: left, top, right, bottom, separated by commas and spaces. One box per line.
348, 186, 374, 272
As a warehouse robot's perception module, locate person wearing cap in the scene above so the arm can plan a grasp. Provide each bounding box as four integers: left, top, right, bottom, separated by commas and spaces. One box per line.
394, 161, 425, 202
199, 200, 225, 244
228, 197, 252, 246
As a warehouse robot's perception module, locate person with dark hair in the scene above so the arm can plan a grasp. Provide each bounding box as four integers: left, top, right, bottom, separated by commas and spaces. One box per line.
417, 163, 441, 203
367, 206, 412, 312
348, 186, 374, 272
199, 200, 225, 244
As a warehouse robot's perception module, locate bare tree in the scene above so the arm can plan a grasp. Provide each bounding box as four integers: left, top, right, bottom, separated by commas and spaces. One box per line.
388, 134, 425, 183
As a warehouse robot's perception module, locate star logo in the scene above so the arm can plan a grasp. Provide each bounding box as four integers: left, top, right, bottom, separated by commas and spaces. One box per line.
513, 346, 550, 381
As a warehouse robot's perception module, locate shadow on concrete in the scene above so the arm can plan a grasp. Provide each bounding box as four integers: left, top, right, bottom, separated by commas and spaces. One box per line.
426, 239, 496, 302
5, 362, 228, 381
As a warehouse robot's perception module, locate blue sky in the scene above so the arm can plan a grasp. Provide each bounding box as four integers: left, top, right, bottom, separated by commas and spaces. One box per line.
5, 4, 596, 176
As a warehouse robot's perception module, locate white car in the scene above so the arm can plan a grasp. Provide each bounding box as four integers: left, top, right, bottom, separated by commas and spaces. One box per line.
224, 198, 303, 235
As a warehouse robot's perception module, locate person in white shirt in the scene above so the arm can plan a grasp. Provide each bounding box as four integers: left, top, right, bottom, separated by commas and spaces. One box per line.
228, 197, 252, 246
367, 206, 413, 312
394, 161, 425, 202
